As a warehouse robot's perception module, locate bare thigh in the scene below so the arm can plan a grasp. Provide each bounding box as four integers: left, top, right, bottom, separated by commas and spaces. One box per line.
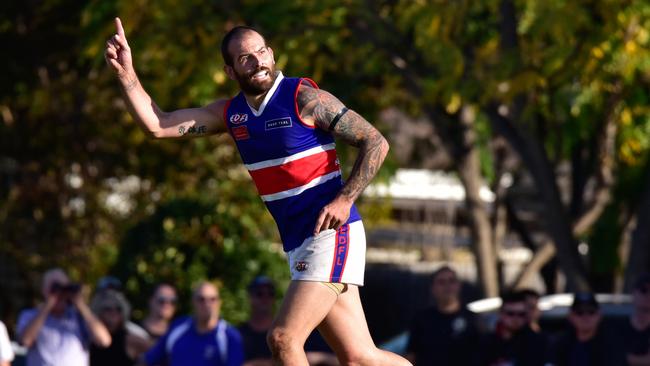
271, 280, 339, 344
316, 285, 375, 356
317, 285, 412, 366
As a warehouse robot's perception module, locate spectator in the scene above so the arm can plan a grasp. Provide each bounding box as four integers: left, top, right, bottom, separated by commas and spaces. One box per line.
547, 292, 625, 366
238, 276, 275, 365
0, 320, 14, 366
141, 283, 178, 342
406, 265, 479, 366
144, 281, 244, 366
89, 289, 150, 366
16, 268, 111, 366
95, 276, 150, 343
520, 288, 542, 333
478, 291, 547, 366
622, 273, 650, 365
237, 276, 338, 366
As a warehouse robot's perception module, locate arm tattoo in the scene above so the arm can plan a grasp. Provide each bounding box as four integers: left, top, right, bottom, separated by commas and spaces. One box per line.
335, 113, 389, 202
121, 75, 139, 92
178, 125, 207, 136
296, 84, 345, 131
297, 85, 389, 202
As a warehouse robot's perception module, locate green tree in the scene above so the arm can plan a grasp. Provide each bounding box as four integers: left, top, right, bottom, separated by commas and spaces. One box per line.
259, 0, 650, 294
2, 1, 649, 330
0, 0, 290, 322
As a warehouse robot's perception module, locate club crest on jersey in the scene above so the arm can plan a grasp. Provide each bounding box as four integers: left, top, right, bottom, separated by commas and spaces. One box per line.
265, 117, 292, 131
230, 113, 249, 124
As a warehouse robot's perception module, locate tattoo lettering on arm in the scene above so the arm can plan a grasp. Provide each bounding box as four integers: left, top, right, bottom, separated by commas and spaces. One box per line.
297, 85, 389, 203
178, 125, 208, 136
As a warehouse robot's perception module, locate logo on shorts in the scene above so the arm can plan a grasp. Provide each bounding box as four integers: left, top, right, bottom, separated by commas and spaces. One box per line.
295, 261, 309, 272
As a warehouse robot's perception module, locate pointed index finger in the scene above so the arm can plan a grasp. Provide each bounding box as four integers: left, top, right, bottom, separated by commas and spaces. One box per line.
115, 17, 125, 38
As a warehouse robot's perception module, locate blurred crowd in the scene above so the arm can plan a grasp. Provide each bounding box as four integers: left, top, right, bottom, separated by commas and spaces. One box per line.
2, 267, 650, 366
0, 268, 338, 366
405, 266, 650, 366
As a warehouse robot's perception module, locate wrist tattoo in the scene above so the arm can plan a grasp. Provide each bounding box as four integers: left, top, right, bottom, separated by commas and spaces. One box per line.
122, 76, 138, 92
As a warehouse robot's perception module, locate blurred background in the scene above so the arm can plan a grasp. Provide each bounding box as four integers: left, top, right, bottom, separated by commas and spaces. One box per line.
1, 0, 649, 346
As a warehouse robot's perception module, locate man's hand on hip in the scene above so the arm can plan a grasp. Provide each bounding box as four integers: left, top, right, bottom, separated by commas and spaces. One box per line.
313, 196, 352, 235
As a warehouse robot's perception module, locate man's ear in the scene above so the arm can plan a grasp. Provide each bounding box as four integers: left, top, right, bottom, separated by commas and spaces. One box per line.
269, 47, 275, 64
224, 65, 236, 81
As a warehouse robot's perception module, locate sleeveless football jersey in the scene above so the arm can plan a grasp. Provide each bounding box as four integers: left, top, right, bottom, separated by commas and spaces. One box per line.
224, 72, 361, 252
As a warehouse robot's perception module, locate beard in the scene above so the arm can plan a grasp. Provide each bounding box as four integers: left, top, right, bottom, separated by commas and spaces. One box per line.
234, 64, 277, 96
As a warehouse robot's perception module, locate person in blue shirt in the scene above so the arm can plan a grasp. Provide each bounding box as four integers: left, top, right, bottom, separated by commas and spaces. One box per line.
16, 268, 112, 366
144, 281, 243, 366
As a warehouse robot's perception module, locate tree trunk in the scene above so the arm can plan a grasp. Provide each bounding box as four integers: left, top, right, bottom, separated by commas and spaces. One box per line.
488, 109, 590, 292
352, 7, 500, 297
624, 169, 650, 292
457, 106, 499, 297
513, 241, 556, 290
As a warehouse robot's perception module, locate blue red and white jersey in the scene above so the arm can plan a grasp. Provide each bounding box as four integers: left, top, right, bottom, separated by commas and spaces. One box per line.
224, 72, 361, 252
144, 317, 244, 366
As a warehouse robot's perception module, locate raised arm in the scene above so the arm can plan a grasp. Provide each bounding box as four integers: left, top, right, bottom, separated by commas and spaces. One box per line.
17, 303, 53, 348
297, 83, 389, 234
105, 17, 226, 138
71, 295, 111, 348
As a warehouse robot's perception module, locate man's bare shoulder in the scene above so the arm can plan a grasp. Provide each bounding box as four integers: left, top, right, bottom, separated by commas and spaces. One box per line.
296, 82, 345, 130
296, 79, 319, 103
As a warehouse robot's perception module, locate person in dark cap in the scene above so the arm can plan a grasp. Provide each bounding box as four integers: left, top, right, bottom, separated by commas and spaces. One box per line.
520, 288, 542, 333
547, 292, 625, 366
622, 273, 650, 365
238, 276, 277, 365
478, 291, 547, 366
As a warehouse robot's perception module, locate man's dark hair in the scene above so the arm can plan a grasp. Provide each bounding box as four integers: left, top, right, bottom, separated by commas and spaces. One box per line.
501, 291, 527, 306
430, 265, 456, 282
221, 26, 266, 66
519, 288, 540, 299
151, 282, 176, 297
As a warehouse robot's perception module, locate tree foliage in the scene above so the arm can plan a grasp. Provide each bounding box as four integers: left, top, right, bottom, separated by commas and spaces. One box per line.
1, 0, 649, 325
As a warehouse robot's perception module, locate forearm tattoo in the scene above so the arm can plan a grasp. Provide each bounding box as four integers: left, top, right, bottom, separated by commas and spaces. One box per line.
298, 85, 389, 202
121, 74, 138, 92
335, 114, 388, 202
178, 125, 208, 136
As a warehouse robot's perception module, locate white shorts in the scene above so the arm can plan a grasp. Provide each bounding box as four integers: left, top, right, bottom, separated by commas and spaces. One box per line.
287, 220, 366, 286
